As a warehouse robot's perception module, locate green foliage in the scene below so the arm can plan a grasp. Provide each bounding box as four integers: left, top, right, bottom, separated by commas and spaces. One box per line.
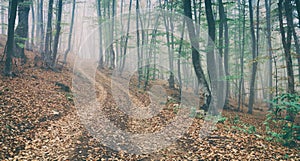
189, 106, 197, 118
232, 123, 256, 134
264, 93, 300, 147
229, 114, 259, 135
172, 104, 181, 114
230, 114, 240, 124
217, 116, 227, 124
65, 93, 73, 102
188, 107, 204, 119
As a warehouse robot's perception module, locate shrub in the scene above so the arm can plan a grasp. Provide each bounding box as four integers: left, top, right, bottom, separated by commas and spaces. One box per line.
264, 93, 300, 147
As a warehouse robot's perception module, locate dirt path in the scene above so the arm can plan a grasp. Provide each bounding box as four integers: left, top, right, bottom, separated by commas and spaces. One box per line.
7, 65, 299, 160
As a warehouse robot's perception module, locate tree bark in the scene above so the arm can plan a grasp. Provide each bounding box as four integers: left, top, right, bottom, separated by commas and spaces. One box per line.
295, 0, 300, 28
4, 0, 18, 76
120, 0, 132, 73
38, 0, 44, 55
238, 0, 246, 111
29, 0, 35, 50
15, 0, 30, 64
1, 0, 5, 34
278, 0, 295, 94
63, 0, 76, 64
44, 0, 53, 66
52, 0, 62, 67
136, 0, 142, 88
265, 0, 273, 109
110, 0, 116, 69
96, 0, 103, 68
205, 0, 219, 113
248, 0, 259, 114
291, 2, 300, 82
183, 0, 211, 111
218, 0, 229, 109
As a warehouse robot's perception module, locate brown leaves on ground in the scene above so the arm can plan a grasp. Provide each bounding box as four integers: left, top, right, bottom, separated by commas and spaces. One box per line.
0, 51, 299, 160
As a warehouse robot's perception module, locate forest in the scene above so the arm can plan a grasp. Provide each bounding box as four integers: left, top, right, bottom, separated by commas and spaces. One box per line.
0, 0, 299, 160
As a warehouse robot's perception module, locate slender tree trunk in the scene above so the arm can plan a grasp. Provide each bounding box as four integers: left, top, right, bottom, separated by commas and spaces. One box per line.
4, 0, 18, 76
178, 18, 186, 95
144, 11, 160, 89
96, 0, 103, 68
170, 1, 175, 89
110, 0, 115, 69
38, 0, 44, 55
265, 0, 273, 109
36, 0, 40, 46
63, 0, 76, 64
291, 8, 300, 82
248, 0, 259, 114
205, 0, 219, 113
44, 0, 53, 66
161, 0, 175, 89
218, 0, 229, 109
136, 0, 142, 88
238, 0, 246, 111
52, 0, 62, 67
278, 0, 295, 94
30, 0, 35, 50
183, 0, 211, 111
295, 0, 300, 28
1, 0, 6, 34
120, 0, 132, 73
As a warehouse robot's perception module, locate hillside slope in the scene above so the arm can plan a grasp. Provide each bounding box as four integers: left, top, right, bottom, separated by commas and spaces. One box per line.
0, 51, 299, 160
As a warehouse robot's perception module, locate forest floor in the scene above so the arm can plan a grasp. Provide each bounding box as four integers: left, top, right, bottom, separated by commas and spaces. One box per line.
0, 49, 299, 160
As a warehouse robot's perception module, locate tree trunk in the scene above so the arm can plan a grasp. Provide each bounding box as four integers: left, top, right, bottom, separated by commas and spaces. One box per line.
295, 0, 300, 28
110, 0, 115, 69
52, 0, 62, 67
183, 0, 211, 111
218, 0, 229, 109
178, 18, 186, 95
1, 0, 6, 34
278, 0, 295, 94
248, 0, 259, 114
204, 0, 219, 113
29, 0, 35, 50
238, 0, 246, 111
44, 0, 53, 66
120, 0, 132, 74
15, 0, 30, 65
161, 0, 175, 89
265, 0, 273, 109
136, 0, 142, 88
291, 5, 300, 82
63, 0, 76, 64
38, 0, 44, 55
4, 0, 18, 76
96, 0, 103, 68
